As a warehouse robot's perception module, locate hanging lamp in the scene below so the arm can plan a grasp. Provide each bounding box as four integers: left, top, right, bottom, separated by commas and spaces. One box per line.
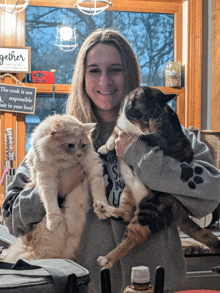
55, 22, 78, 52
74, 0, 112, 16
0, 0, 29, 13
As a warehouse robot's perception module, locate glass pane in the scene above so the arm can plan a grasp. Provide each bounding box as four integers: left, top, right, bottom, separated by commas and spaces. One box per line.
168, 99, 177, 112
25, 94, 176, 153
25, 94, 68, 152
25, 7, 174, 86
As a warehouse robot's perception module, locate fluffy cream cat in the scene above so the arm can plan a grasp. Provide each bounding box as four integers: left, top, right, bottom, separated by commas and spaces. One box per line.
3, 114, 112, 262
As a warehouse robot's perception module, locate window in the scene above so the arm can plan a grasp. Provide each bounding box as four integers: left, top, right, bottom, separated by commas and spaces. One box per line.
25, 94, 68, 152
25, 6, 174, 86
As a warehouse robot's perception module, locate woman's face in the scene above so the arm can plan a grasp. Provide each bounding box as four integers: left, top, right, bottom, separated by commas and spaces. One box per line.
85, 43, 126, 120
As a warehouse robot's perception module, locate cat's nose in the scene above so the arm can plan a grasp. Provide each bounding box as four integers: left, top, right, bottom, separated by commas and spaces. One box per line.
149, 125, 154, 133
77, 154, 82, 158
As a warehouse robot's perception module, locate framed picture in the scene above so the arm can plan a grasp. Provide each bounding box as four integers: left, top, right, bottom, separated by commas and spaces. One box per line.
0, 47, 31, 73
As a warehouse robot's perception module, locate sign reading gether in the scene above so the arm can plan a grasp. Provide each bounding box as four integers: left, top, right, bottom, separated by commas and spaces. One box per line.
0, 47, 31, 73
0, 84, 36, 114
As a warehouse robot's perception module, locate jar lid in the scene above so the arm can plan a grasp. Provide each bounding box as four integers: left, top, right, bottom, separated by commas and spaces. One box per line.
131, 266, 150, 284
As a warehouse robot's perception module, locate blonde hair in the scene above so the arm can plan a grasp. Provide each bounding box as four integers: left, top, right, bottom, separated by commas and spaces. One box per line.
66, 28, 141, 141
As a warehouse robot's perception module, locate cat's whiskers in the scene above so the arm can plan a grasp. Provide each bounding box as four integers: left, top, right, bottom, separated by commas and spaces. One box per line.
156, 114, 169, 125
156, 112, 166, 120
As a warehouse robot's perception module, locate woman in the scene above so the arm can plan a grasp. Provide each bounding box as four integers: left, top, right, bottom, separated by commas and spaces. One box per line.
2, 28, 220, 293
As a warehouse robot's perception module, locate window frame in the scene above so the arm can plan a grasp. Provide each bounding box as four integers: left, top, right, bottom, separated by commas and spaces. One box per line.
25, 0, 185, 123
0, 0, 201, 201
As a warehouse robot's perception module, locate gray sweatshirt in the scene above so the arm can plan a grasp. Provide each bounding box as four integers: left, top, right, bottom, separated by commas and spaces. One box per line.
2, 127, 220, 293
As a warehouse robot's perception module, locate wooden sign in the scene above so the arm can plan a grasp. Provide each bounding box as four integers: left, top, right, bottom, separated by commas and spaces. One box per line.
0, 84, 36, 114
0, 47, 31, 73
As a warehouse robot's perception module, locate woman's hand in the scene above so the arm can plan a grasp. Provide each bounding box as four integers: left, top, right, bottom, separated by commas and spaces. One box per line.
58, 163, 84, 197
114, 126, 137, 158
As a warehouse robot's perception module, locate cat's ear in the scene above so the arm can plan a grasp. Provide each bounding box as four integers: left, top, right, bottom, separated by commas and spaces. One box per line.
130, 87, 144, 100
84, 123, 97, 134
49, 121, 65, 135
161, 93, 177, 103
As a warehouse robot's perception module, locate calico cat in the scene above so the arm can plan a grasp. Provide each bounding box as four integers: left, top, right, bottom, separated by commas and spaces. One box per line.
97, 86, 220, 269
2, 114, 112, 262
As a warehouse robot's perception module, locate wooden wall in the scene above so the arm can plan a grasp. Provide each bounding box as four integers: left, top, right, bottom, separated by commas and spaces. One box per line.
0, 9, 26, 201
186, 0, 203, 129
211, 0, 220, 131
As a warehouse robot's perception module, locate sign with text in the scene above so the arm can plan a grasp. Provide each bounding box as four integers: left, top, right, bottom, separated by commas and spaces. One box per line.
0, 84, 36, 114
0, 47, 31, 73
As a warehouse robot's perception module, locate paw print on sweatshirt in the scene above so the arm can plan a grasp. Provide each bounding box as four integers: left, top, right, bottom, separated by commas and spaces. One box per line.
180, 163, 204, 189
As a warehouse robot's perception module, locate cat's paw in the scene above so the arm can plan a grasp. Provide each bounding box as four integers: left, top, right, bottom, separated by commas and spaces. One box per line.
121, 211, 132, 223
98, 145, 109, 155
106, 137, 116, 151
46, 209, 63, 231
93, 201, 113, 219
97, 256, 113, 269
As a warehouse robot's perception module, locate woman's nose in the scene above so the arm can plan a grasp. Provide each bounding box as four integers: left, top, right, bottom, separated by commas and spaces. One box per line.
99, 72, 113, 86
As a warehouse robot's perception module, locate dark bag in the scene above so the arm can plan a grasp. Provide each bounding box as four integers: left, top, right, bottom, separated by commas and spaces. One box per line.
0, 258, 90, 293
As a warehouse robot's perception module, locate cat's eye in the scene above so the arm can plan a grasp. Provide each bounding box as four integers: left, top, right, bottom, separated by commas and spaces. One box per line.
142, 118, 149, 123
68, 143, 75, 148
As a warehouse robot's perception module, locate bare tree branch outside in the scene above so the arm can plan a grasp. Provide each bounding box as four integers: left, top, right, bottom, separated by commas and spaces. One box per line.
25, 6, 174, 152
25, 6, 174, 85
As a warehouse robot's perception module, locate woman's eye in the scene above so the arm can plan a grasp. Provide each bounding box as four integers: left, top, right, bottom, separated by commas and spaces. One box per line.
113, 68, 123, 72
110, 67, 123, 74
68, 144, 75, 148
89, 68, 100, 74
81, 144, 86, 148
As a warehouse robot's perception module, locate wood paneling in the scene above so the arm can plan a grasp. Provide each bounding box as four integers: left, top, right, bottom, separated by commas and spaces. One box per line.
186, 0, 203, 129
173, 3, 183, 126
0, 9, 26, 201
24, 83, 70, 94
28, 0, 184, 13
174, 5, 183, 63
211, 0, 220, 132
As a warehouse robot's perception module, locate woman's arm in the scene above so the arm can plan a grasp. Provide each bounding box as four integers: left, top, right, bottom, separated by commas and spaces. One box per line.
2, 159, 45, 237
2, 159, 84, 237
120, 127, 220, 219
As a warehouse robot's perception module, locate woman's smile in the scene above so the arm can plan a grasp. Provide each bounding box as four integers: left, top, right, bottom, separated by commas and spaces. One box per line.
97, 90, 118, 95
